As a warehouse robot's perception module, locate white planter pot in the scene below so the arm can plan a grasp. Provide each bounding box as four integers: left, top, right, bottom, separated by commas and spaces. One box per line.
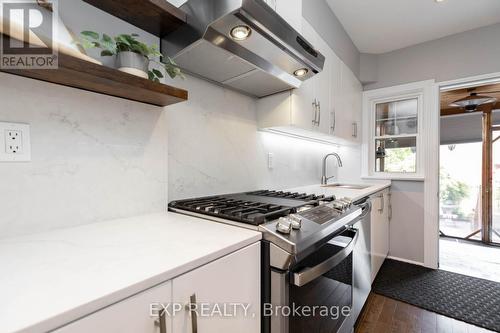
116, 51, 149, 79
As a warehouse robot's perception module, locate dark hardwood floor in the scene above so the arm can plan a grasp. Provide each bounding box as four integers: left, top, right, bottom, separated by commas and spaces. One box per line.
355, 293, 495, 333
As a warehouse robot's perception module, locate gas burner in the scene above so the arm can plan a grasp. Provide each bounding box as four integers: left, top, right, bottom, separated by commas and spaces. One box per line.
169, 190, 337, 226
248, 190, 335, 202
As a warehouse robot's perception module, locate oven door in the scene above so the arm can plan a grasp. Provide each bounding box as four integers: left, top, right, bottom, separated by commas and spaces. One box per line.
288, 228, 358, 333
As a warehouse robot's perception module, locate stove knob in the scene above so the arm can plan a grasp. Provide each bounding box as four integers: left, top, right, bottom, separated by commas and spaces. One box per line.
289, 214, 302, 230
276, 217, 292, 234
332, 201, 345, 211
340, 198, 353, 207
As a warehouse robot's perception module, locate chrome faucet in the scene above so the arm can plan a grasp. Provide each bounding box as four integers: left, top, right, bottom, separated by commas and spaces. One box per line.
321, 153, 343, 185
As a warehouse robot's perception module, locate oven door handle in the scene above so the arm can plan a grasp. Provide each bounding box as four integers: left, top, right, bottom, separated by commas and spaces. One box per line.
292, 229, 359, 287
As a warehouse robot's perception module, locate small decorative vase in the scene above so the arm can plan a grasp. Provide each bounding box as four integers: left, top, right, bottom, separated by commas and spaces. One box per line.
116, 51, 149, 79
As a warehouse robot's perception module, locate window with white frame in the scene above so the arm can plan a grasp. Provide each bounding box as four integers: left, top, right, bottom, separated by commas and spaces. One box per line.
374, 98, 419, 173
363, 88, 425, 179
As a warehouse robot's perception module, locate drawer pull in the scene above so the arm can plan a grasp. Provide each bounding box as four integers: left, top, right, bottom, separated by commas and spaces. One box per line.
154, 307, 167, 333
186, 294, 198, 333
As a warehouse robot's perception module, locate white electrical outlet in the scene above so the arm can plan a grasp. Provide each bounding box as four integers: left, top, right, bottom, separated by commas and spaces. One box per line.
0, 122, 31, 162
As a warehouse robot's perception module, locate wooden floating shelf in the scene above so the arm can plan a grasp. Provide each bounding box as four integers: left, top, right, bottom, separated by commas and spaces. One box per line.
82, 0, 187, 37
1, 51, 188, 107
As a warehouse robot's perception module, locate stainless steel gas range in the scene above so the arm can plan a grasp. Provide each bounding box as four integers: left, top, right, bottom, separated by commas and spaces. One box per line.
169, 190, 372, 333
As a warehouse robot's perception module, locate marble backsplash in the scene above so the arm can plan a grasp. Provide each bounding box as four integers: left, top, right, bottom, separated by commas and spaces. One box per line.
0, 73, 168, 239
164, 75, 362, 201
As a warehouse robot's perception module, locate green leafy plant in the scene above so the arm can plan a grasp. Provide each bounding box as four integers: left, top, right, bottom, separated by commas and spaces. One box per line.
79, 31, 183, 82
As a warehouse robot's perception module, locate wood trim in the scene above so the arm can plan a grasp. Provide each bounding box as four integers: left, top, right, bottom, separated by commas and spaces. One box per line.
0, 41, 188, 107
482, 106, 493, 244
441, 103, 497, 117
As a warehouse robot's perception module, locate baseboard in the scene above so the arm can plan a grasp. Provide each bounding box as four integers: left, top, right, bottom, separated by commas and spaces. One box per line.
387, 256, 426, 267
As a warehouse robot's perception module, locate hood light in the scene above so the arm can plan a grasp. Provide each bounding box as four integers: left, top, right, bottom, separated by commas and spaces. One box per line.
230, 25, 251, 41
293, 68, 309, 77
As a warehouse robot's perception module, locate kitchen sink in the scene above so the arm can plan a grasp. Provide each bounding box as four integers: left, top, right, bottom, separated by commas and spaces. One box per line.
321, 183, 371, 190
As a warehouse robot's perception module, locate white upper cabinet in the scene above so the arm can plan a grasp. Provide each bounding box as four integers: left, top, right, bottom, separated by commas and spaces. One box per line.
257, 19, 362, 146
335, 62, 362, 143
263, 0, 302, 33
165, 0, 187, 7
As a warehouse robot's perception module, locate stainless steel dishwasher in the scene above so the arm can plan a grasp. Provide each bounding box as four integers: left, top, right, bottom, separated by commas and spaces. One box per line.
350, 198, 372, 330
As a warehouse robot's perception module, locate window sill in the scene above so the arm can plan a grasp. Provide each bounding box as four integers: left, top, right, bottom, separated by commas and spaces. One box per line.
362, 174, 425, 182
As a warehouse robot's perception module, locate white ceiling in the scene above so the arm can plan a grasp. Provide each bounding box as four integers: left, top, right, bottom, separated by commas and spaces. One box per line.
326, 0, 500, 54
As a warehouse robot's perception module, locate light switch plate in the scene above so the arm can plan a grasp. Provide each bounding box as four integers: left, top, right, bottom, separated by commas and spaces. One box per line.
0, 122, 31, 162
268, 152, 274, 169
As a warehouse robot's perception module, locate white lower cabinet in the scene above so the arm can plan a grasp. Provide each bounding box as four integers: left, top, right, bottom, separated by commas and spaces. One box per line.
370, 189, 391, 282
53, 243, 261, 333
54, 281, 172, 333
172, 242, 261, 333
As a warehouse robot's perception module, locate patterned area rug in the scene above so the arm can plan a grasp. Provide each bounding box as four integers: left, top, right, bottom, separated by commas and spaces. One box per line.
372, 259, 500, 332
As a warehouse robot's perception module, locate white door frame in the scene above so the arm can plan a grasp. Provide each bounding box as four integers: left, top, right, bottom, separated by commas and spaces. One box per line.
428, 72, 500, 269
363, 73, 500, 269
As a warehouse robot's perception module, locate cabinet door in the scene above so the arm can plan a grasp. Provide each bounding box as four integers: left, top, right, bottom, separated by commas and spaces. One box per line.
172, 243, 261, 333
327, 49, 342, 137
291, 18, 317, 131
334, 63, 362, 142
263, 0, 277, 11
276, 0, 302, 33
166, 0, 187, 7
54, 281, 172, 333
346, 65, 362, 143
371, 190, 390, 282
313, 32, 332, 135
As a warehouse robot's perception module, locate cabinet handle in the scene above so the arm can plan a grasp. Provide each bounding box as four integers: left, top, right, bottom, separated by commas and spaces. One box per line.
154, 307, 167, 333
186, 294, 198, 333
377, 194, 384, 213
317, 101, 321, 126
388, 193, 392, 221
352, 122, 358, 138
312, 99, 317, 126
330, 110, 336, 134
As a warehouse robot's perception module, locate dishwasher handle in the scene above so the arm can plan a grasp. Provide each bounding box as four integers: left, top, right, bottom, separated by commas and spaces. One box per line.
292, 229, 359, 287
358, 200, 372, 219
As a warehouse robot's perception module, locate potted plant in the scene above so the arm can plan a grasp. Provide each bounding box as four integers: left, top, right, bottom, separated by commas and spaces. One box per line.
79, 31, 183, 81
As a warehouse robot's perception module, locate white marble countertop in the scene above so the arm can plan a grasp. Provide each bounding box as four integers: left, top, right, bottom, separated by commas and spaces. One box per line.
285, 180, 391, 202
0, 213, 261, 333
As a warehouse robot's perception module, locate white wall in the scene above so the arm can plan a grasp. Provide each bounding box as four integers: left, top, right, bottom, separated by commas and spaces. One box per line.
362, 23, 500, 90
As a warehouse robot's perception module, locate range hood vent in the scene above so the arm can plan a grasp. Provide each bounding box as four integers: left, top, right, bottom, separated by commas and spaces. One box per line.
162, 0, 325, 98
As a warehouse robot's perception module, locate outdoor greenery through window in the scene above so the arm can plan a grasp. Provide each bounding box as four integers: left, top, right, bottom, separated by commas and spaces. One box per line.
439, 143, 482, 240
374, 98, 418, 173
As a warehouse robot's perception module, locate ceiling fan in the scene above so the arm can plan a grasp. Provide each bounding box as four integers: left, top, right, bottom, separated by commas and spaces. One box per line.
450, 88, 499, 112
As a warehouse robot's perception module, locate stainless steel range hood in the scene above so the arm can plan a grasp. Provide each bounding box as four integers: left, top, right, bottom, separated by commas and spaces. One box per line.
161, 0, 325, 98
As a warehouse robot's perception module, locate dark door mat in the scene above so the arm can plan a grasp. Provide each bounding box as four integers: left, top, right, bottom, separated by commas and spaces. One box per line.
372, 259, 500, 332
